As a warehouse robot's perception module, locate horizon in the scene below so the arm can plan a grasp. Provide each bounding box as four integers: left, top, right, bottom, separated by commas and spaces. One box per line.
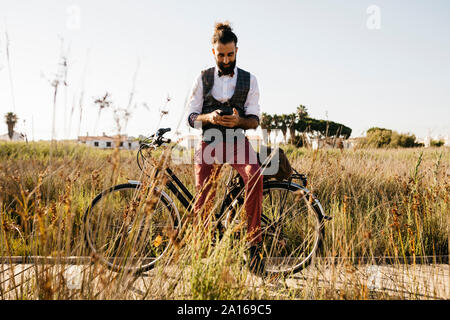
1, 0, 449, 141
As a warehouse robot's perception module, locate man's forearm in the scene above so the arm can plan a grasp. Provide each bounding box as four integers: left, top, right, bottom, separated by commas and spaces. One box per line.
191, 111, 259, 130
194, 113, 212, 126
237, 116, 259, 130
188, 112, 213, 128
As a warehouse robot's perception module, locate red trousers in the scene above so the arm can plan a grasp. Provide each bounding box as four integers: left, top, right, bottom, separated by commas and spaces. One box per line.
193, 137, 263, 243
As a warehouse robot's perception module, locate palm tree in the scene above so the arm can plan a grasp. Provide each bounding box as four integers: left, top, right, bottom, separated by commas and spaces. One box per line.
5, 112, 18, 140
278, 114, 289, 144
271, 114, 281, 144
270, 114, 285, 144
260, 113, 273, 145
287, 113, 297, 144
296, 105, 309, 148
296, 105, 308, 119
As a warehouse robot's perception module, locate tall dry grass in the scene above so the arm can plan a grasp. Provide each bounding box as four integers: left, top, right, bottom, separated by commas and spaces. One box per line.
284, 146, 449, 259
0, 140, 448, 299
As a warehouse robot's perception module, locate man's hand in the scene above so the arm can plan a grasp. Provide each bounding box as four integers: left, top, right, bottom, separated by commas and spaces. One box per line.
196, 108, 240, 127
195, 108, 258, 130
208, 110, 223, 125
216, 108, 240, 128
195, 110, 222, 126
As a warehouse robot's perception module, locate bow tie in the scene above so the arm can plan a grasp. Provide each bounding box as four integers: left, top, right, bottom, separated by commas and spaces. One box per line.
218, 70, 234, 77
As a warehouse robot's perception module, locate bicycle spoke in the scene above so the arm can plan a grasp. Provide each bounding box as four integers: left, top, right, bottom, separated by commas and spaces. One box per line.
260, 184, 322, 274
85, 184, 179, 273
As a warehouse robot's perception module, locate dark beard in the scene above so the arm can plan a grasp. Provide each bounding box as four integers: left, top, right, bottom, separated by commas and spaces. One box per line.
217, 59, 236, 76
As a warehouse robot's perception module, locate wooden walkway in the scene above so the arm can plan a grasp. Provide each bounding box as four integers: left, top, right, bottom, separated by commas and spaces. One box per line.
1, 256, 448, 299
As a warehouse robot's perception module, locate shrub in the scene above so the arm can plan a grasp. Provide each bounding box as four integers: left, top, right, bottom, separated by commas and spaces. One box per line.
430, 139, 444, 147
359, 128, 423, 148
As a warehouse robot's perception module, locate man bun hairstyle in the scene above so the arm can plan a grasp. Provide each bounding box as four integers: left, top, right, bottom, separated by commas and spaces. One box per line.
212, 21, 238, 45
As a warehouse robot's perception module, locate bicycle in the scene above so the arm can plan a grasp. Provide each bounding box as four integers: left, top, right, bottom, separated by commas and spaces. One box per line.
84, 128, 331, 275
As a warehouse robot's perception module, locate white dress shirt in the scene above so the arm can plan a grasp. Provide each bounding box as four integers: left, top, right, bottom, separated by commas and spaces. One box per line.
186, 66, 261, 127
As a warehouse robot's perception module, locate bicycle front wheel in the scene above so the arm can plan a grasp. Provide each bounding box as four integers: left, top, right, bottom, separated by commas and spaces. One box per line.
259, 181, 325, 275
84, 183, 180, 273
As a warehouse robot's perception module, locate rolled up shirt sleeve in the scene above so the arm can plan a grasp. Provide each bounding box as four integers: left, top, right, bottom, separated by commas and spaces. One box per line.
243, 74, 261, 122
186, 74, 203, 128
188, 112, 199, 128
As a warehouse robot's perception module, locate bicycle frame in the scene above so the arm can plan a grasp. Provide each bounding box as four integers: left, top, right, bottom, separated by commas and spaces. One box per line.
130, 163, 249, 228
129, 167, 195, 211
132, 163, 329, 230
136, 132, 251, 225
135, 129, 330, 225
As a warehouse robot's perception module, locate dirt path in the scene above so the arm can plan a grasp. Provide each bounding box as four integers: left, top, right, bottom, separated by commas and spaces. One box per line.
1, 259, 447, 299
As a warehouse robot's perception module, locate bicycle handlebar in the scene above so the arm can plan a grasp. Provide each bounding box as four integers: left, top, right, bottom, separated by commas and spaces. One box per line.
148, 128, 171, 138
156, 128, 171, 136
139, 128, 172, 149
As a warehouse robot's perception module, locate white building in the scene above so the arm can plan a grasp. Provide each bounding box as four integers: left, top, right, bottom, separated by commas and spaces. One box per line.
177, 133, 263, 150
0, 131, 26, 142
307, 136, 360, 150
77, 134, 140, 150
418, 134, 449, 147
179, 129, 357, 150
437, 134, 450, 146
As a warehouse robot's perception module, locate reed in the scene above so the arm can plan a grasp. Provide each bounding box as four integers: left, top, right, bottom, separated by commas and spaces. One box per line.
0, 141, 448, 299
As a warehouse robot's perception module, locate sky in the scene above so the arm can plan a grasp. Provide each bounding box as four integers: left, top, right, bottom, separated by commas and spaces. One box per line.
0, 0, 449, 141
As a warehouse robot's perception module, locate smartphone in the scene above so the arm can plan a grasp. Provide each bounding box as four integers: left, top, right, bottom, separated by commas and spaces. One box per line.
219, 110, 233, 116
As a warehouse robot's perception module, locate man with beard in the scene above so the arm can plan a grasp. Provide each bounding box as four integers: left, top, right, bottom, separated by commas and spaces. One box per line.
186, 22, 264, 274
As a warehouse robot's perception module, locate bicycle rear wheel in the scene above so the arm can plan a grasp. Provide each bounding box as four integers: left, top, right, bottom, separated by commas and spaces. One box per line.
84, 183, 180, 273
259, 181, 325, 274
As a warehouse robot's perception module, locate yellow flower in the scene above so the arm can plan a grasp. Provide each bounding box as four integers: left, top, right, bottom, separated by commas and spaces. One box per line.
153, 235, 162, 247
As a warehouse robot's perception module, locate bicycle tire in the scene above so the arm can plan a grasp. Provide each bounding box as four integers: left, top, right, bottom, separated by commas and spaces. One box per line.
257, 180, 325, 275
84, 183, 180, 273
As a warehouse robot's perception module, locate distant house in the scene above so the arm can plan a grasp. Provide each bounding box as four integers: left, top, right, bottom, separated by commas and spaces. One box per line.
177, 133, 263, 151
178, 131, 359, 151
419, 135, 450, 147
0, 131, 26, 142
311, 138, 333, 150
77, 133, 139, 150
342, 137, 363, 149
309, 137, 358, 150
